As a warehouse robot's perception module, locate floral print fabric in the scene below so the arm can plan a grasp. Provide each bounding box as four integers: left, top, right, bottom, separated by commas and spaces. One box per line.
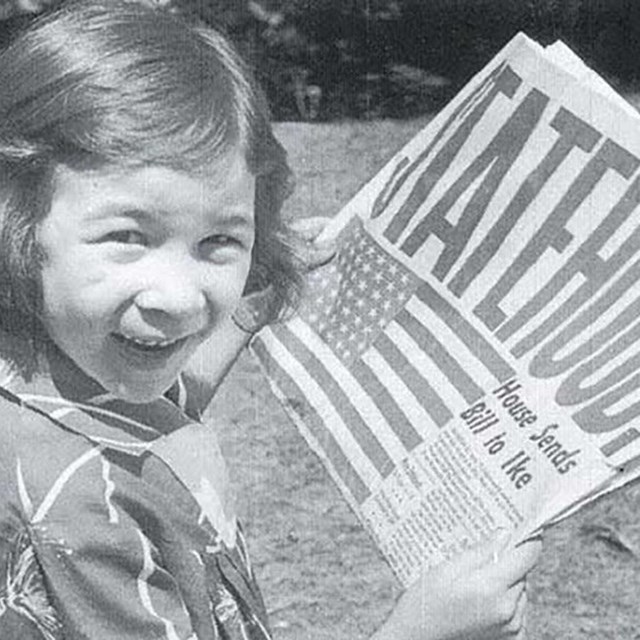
0, 345, 272, 639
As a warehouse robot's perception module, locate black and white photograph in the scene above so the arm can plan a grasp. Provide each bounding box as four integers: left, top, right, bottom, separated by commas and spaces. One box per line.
0, 1, 638, 638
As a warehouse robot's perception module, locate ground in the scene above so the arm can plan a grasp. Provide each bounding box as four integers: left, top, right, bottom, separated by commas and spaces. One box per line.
206, 119, 640, 640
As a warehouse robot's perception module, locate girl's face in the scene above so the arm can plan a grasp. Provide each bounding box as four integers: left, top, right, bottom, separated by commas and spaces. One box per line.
38, 152, 255, 403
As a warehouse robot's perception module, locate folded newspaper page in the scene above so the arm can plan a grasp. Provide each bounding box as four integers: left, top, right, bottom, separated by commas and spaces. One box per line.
251, 33, 640, 587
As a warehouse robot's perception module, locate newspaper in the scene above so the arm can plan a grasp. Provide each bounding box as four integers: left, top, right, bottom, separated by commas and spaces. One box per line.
251, 33, 640, 587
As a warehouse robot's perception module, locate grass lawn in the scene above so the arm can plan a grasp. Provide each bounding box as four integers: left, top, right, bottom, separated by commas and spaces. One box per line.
207, 118, 640, 640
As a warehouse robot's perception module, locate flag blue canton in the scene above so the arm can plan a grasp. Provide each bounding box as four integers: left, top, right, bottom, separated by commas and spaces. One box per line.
299, 219, 420, 364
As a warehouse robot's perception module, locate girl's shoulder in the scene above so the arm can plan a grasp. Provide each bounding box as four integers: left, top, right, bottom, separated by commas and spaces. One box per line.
0, 386, 99, 514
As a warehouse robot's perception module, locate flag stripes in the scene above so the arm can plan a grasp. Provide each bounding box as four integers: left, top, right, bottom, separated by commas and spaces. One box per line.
349, 356, 424, 451
284, 317, 416, 466
372, 332, 453, 427
395, 307, 484, 404
415, 282, 515, 383
253, 218, 521, 509
253, 338, 372, 504
271, 322, 396, 478
364, 328, 453, 435
403, 294, 495, 403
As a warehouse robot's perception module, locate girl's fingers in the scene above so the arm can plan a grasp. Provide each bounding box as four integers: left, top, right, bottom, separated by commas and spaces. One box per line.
441, 531, 510, 575
290, 216, 333, 241
507, 578, 526, 604
493, 538, 542, 586
516, 590, 528, 633
512, 596, 528, 640
302, 241, 337, 269
501, 582, 527, 637
514, 628, 528, 640
291, 216, 337, 268
461, 530, 511, 568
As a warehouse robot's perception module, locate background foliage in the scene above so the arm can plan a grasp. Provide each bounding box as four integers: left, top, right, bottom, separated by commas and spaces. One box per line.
2, 0, 640, 120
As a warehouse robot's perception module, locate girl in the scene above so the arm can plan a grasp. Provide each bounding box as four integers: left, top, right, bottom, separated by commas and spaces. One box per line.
0, 1, 540, 638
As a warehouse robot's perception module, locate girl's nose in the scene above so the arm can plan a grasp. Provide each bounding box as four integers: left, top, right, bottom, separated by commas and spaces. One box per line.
134, 260, 209, 324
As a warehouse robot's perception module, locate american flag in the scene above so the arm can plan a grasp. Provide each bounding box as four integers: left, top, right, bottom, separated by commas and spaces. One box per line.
253, 218, 513, 506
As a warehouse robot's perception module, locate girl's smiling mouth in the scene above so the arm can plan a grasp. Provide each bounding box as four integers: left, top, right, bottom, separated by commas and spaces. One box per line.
111, 332, 191, 360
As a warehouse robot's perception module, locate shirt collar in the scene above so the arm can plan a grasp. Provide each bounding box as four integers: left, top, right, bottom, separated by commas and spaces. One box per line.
3, 341, 192, 456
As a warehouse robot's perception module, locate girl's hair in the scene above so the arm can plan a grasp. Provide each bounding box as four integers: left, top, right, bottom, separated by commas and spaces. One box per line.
0, 0, 300, 370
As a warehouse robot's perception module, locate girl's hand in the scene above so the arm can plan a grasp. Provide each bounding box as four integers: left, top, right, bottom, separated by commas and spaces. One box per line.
371, 533, 542, 640
291, 215, 337, 269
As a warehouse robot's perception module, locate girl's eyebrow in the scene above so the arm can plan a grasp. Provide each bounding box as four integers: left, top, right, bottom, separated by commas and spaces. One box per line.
215, 212, 255, 229
88, 205, 254, 229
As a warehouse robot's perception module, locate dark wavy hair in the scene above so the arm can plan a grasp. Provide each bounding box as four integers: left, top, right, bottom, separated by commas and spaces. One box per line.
0, 0, 300, 371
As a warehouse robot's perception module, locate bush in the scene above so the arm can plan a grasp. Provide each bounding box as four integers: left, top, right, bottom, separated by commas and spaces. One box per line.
2, 0, 639, 120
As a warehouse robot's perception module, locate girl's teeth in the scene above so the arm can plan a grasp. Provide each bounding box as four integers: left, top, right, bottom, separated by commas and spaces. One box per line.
122, 335, 179, 347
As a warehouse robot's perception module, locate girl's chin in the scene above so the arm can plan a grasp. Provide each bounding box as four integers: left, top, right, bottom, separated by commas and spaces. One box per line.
98, 368, 183, 404
96, 335, 198, 402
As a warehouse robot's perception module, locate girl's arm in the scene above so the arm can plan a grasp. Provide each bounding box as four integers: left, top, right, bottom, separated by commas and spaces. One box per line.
183, 314, 253, 412
371, 534, 542, 640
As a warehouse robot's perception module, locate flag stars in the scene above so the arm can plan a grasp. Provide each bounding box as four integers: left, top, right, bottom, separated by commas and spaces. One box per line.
304, 221, 417, 363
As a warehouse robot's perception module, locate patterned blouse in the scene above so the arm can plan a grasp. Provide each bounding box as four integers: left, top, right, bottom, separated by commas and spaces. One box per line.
0, 343, 272, 639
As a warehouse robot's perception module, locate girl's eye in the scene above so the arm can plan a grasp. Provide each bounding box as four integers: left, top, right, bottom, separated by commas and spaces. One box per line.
209, 234, 240, 247
102, 230, 147, 246
200, 234, 244, 257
